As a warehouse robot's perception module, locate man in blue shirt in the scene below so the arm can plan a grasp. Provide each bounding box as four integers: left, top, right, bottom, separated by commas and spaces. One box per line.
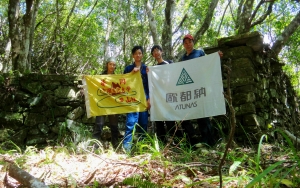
180, 34, 223, 146
123, 46, 150, 153
181, 34, 206, 61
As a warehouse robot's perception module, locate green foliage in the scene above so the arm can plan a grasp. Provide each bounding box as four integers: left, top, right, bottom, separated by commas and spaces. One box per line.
245, 131, 300, 187
123, 175, 162, 188
255, 135, 267, 175
0, 139, 22, 154
1, 128, 300, 187
126, 123, 163, 158
57, 120, 92, 151
0, 74, 4, 85
1, 0, 299, 81
246, 161, 285, 188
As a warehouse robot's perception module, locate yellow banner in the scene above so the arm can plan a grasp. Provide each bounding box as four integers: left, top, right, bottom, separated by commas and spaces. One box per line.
83, 72, 147, 117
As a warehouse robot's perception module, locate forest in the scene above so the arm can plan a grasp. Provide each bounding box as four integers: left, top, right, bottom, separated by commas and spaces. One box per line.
0, 0, 300, 187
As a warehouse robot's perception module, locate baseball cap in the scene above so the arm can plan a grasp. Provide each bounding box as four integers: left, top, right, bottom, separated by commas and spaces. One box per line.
183, 34, 194, 42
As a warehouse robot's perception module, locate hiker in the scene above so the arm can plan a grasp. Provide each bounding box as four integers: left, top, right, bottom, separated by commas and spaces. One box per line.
93, 57, 120, 149
180, 34, 223, 146
150, 45, 182, 144
123, 45, 151, 153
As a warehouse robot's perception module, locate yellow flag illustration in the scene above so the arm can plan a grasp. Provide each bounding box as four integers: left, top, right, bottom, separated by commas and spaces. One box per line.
83, 72, 147, 118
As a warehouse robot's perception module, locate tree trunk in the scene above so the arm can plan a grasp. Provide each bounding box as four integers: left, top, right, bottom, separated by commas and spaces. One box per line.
8, 0, 21, 73
8, 0, 36, 74
145, 0, 159, 46
238, 0, 255, 34
104, 18, 113, 59
1, 39, 11, 73
28, 0, 40, 68
162, 0, 175, 60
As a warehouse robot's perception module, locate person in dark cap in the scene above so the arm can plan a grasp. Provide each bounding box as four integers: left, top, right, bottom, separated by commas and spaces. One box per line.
179, 34, 223, 147
93, 57, 120, 149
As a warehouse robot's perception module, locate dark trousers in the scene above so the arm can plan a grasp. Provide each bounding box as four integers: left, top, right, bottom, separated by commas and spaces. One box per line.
197, 117, 215, 146
180, 120, 197, 146
155, 121, 182, 143
181, 117, 215, 146
94, 115, 119, 149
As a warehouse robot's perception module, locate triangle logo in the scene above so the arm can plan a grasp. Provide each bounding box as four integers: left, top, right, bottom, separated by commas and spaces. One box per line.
176, 68, 194, 86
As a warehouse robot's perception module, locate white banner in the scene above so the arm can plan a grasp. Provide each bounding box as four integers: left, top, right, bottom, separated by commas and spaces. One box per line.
148, 52, 226, 121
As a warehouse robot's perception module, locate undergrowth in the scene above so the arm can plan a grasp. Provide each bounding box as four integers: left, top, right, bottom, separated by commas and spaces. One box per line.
0, 125, 299, 187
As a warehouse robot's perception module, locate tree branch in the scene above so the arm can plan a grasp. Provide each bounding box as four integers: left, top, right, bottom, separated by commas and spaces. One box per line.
218, 60, 236, 188
250, 1, 274, 28
173, 14, 188, 35
64, 0, 78, 28
271, 11, 300, 56
194, 0, 219, 43
8, 164, 49, 188
249, 0, 264, 24
71, 0, 99, 42
217, 0, 232, 36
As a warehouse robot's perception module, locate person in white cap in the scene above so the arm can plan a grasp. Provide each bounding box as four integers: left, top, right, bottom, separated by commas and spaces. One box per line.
93, 57, 120, 149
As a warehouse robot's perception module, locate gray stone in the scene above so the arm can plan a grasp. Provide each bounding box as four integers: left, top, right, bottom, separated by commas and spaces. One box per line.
67, 107, 84, 120
222, 46, 254, 60
65, 119, 81, 132
82, 116, 95, 124
218, 31, 263, 49
54, 86, 78, 99
20, 81, 43, 94
24, 113, 47, 126
12, 129, 28, 145
243, 114, 260, 126
42, 81, 61, 91
28, 128, 40, 135
26, 136, 47, 145
0, 112, 24, 128
233, 92, 256, 105
270, 89, 279, 98
38, 123, 50, 134
231, 77, 256, 87
236, 103, 256, 115
234, 84, 258, 94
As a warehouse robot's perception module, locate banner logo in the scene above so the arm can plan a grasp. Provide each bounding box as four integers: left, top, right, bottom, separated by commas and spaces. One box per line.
176, 68, 194, 86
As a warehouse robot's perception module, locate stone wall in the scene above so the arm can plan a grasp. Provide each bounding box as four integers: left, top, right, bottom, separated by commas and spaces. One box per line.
1, 31, 299, 148
0, 74, 94, 148
205, 31, 299, 143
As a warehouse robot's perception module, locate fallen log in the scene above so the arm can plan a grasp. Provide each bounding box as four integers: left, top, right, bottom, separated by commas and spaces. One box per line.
8, 164, 49, 188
